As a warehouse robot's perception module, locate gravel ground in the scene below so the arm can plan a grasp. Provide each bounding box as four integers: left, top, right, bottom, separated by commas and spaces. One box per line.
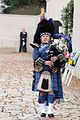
0, 51, 80, 120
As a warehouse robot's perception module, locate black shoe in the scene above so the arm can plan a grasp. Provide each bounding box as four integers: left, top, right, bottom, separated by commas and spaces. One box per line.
48, 114, 54, 118
41, 113, 46, 117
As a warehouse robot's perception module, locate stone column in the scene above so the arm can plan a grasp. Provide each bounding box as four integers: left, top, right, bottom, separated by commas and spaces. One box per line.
72, 0, 80, 50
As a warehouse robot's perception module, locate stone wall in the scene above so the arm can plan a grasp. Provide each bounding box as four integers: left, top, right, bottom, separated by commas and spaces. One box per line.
0, 14, 39, 52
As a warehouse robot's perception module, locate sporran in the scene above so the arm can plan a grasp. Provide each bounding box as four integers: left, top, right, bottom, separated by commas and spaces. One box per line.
38, 71, 52, 92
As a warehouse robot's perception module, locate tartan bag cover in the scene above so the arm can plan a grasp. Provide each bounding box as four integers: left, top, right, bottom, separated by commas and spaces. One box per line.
37, 71, 52, 92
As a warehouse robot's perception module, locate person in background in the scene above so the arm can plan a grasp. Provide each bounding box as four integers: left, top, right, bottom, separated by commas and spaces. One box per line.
19, 28, 27, 52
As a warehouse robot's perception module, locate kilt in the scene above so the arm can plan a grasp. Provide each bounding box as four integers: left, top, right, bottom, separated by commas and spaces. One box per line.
32, 70, 63, 99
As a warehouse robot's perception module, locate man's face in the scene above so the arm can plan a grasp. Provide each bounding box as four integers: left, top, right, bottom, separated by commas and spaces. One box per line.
41, 34, 50, 43
22, 28, 25, 32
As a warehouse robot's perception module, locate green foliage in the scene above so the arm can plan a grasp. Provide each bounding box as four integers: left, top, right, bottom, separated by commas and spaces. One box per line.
3, 0, 46, 14
3, 0, 46, 7
3, 0, 29, 8
9, 5, 41, 15
61, 0, 74, 35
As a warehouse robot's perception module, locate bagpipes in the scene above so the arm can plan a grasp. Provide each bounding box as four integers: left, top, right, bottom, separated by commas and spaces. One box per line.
45, 43, 66, 70
30, 32, 72, 73
30, 43, 66, 73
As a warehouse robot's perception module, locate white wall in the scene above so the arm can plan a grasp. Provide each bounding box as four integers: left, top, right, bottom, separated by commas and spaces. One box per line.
46, 0, 70, 20
0, 14, 39, 52
72, 0, 80, 51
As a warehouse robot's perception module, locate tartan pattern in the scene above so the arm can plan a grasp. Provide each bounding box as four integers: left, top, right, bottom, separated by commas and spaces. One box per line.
32, 70, 63, 99
32, 44, 63, 99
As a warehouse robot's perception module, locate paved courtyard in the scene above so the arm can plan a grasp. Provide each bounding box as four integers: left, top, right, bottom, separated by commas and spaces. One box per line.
0, 51, 80, 120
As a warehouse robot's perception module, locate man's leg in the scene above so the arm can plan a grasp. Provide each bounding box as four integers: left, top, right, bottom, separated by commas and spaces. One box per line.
25, 42, 27, 52
19, 42, 22, 52
47, 91, 55, 118
38, 91, 46, 117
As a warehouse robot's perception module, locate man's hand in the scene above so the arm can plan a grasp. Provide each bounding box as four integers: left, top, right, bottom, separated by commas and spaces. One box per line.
51, 56, 58, 62
44, 61, 53, 67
